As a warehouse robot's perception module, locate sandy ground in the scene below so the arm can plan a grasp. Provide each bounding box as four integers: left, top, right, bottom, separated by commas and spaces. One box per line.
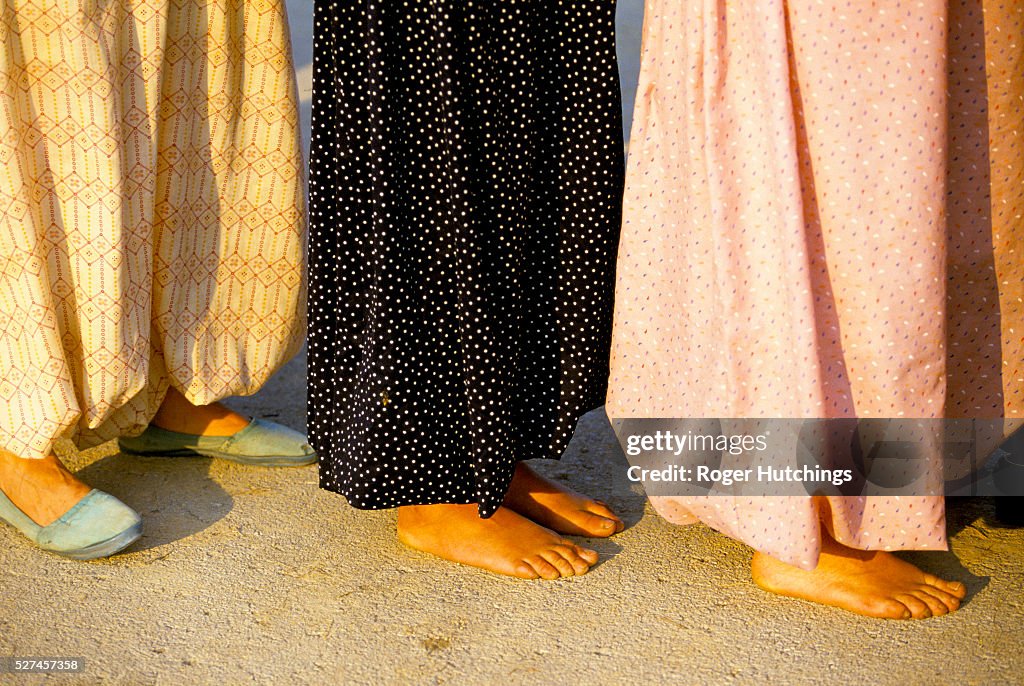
2, 348, 1022, 685
3, 2, 1023, 684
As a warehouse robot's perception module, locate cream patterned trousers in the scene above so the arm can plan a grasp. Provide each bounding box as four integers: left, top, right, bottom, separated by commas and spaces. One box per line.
0, 0, 307, 458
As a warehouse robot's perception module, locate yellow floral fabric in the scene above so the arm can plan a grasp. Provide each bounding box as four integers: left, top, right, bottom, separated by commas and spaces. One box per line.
0, 0, 306, 458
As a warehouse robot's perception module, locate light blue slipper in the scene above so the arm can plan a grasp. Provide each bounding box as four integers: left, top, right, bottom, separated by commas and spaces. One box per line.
118, 419, 317, 467
0, 489, 142, 560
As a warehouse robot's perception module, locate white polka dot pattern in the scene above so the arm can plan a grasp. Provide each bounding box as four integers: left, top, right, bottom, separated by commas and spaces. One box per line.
307, 1, 624, 517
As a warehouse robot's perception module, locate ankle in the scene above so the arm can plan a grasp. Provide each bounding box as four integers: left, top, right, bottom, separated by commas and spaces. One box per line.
0, 452, 92, 526
398, 503, 466, 527
151, 387, 250, 436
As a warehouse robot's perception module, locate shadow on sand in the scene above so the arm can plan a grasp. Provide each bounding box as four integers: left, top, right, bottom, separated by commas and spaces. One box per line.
72, 452, 234, 555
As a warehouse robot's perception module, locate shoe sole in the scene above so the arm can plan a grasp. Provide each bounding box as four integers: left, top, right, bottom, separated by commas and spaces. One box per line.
41, 522, 144, 561
119, 446, 317, 467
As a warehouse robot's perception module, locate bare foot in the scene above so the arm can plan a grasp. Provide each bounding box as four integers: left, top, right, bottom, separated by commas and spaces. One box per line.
502, 462, 623, 537
150, 387, 251, 436
0, 449, 92, 527
397, 503, 600, 579
751, 528, 967, 619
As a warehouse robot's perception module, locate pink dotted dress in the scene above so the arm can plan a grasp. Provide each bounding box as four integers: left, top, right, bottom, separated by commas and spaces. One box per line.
606, 0, 1023, 569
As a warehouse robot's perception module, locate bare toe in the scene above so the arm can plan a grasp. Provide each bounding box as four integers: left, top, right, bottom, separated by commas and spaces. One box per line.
893, 593, 932, 619
552, 544, 592, 576
924, 574, 967, 599
918, 585, 962, 613
588, 501, 624, 529
539, 550, 577, 577
525, 555, 561, 581
867, 597, 912, 620
571, 543, 599, 565
514, 562, 540, 579
577, 510, 620, 536
911, 589, 949, 617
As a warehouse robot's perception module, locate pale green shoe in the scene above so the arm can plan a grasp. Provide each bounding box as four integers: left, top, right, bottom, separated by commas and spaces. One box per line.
118, 419, 317, 467
0, 489, 142, 560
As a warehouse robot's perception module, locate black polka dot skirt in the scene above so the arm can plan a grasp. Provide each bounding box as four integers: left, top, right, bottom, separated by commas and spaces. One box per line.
307, 0, 624, 518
